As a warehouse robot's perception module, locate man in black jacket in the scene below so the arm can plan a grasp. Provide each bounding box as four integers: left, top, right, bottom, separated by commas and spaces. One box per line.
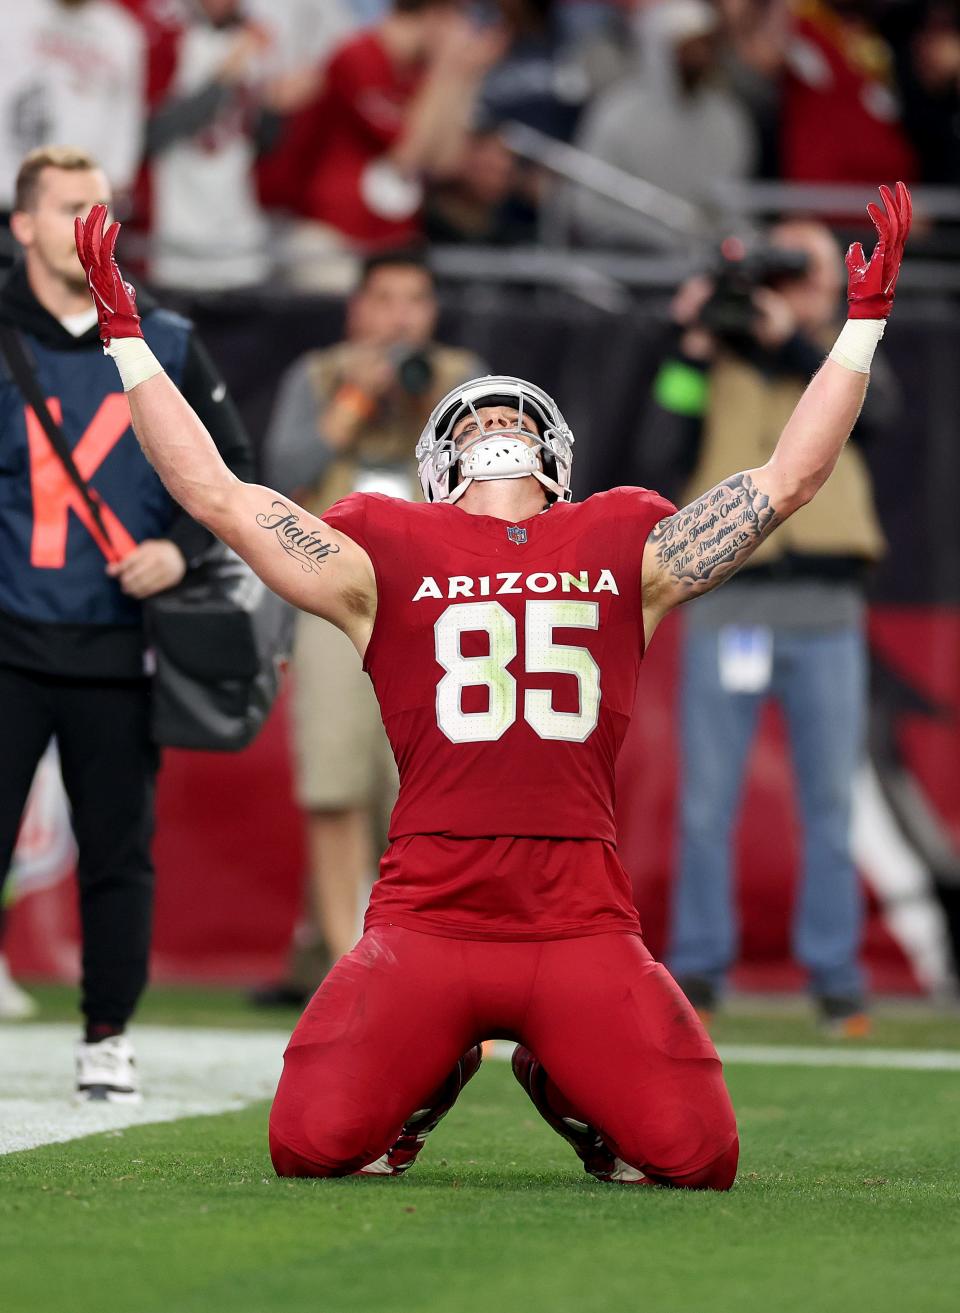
0, 146, 253, 1096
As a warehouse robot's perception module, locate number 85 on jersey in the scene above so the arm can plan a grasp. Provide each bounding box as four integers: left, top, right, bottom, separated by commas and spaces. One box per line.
434, 599, 601, 744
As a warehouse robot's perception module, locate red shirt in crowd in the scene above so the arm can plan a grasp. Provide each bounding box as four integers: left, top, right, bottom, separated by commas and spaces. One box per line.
258, 29, 424, 248
781, 4, 917, 185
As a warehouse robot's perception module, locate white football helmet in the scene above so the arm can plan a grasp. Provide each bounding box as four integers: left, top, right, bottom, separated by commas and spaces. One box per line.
416, 375, 575, 505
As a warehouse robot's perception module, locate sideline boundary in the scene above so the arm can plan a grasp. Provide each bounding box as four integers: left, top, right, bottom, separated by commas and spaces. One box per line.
1, 1024, 285, 1156
487, 1040, 960, 1071
4, 1026, 960, 1156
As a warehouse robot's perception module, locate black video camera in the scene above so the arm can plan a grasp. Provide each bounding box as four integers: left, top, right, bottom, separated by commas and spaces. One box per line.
698, 239, 810, 344
389, 345, 434, 397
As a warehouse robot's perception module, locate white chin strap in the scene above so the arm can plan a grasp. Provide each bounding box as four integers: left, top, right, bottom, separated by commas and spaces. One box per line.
461, 436, 541, 481
446, 436, 562, 505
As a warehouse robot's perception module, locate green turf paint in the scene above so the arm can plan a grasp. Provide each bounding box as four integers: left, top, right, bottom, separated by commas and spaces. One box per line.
2, 1062, 959, 1313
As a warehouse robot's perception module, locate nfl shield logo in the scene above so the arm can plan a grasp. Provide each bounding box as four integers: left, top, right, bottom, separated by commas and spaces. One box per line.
506, 525, 527, 545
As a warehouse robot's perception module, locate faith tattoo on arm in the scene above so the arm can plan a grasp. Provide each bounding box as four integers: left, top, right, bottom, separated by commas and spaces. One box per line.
256, 501, 341, 574
649, 472, 780, 598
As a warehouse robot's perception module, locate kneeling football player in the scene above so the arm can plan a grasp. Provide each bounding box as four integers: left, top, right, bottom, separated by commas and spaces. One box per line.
71, 182, 911, 1186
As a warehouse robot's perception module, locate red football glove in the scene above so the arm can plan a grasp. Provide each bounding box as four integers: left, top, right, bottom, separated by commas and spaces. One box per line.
845, 181, 912, 320
74, 204, 143, 345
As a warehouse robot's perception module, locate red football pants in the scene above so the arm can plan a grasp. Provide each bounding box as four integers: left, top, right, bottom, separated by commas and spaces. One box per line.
269, 926, 738, 1188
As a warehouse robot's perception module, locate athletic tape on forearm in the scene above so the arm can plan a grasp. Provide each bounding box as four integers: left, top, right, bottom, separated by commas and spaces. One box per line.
104, 337, 165, 391
828, 319, 886, 374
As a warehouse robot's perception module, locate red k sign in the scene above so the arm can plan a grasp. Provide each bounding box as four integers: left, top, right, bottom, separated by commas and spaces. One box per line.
25, 395, 137, 568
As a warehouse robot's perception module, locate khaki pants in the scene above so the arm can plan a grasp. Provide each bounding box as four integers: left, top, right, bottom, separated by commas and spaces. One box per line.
290, 614, 398, 838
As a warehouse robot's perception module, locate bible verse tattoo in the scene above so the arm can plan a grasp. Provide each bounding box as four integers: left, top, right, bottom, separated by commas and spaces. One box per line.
256, 501, 340, 573
649, 472, 779, 593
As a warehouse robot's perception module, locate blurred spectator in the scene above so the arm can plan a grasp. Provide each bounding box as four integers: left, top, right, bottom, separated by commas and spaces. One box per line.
143, 0, 328, 290
257, 0, 506, 289
477, 0, 592, 142
0, 1, 147, 213
120, 1, 355, 81
647, 220, 899, 1034
425, 124, 538, 244
716, 0, 790, 178
574, 10, 641, 101
882, 0, 960, 184
256, 250, 484, 1004
118, 1, 355, 108
569, 0, 756, 246
0, 145, 253, 1087
245, 1, 356, 73
554, 0, 635, 42
780, 0, 916, 184
717, 0, 790, 76
115, 1, 183, 109
116, 0, 352, 271
347, 0, 391, 18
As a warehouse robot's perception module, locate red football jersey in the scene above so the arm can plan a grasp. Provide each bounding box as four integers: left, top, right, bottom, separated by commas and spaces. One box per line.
322, 487, 675, 938
257, 31, 423, 246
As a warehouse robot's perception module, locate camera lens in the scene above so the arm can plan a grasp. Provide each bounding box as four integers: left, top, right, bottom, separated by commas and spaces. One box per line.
391, 346, 436, 391
395, 349, 434, 396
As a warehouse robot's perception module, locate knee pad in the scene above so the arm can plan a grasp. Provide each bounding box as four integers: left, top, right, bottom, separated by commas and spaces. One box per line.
268, 1101, 379, 1178
647, 1134, 739, 1192
269, 1128, 338, 1179
269, 1122, 375, 1178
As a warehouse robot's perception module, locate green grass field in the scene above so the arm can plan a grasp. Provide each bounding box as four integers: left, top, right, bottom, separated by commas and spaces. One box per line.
4, 990, 960, 1313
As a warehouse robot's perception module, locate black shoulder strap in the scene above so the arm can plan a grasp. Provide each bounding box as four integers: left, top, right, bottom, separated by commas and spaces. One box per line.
0, 325, 116, 552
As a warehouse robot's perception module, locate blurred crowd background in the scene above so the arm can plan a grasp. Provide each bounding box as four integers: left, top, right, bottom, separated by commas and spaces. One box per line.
4, 0, 960, 1022
6, 0, 960, 284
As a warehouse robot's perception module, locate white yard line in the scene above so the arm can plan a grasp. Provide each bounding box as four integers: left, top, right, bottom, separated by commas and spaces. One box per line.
0, 1024, 287, 1155
485, 1039, 960, 1072
717, 1043, 960, 1071
4, 1027, 960, 1157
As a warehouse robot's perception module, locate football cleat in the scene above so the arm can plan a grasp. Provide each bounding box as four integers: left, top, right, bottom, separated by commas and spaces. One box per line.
356, 1043, 483, 1177
511, 1045, 646, 1183
75, 1034, 141, 1103
248, 981, 311, 1010
817, 996, 872, 1039
0, 955, 38, 1020
675, 975, 717, 1029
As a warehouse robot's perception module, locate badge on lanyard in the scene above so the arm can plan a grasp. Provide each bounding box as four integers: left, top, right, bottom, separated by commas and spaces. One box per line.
717, 626, 774, 694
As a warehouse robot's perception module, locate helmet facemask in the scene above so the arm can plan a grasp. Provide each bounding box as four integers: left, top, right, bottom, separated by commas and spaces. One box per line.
416, 377, 575, 506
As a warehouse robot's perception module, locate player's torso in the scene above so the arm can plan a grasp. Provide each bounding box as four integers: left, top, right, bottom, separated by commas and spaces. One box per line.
361, 491, 657, 843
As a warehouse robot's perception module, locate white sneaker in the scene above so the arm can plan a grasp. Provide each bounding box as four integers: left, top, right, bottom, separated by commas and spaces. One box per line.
75, 1034, 142, 1103
0, 954, 38, 1020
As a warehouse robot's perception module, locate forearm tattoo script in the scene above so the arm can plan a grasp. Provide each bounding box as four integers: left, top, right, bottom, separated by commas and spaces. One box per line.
256, 501, 340, 573
649, 472, 778, 592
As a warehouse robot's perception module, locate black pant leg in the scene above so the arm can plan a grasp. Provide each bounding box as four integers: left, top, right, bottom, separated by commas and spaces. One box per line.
54, 677, 158, 1029
0, 665, 56, 923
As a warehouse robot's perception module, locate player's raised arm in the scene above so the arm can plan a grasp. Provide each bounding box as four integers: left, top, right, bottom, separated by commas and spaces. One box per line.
74, 206, 376, 648
641, 182, 911, 640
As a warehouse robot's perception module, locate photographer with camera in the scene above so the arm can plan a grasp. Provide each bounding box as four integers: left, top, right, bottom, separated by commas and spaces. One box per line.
650, 219, 899, 1035
255, 248, 483, 1004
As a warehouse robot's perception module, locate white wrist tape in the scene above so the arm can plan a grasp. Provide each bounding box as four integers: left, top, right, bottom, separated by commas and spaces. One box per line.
104, 337, 164, 392
828, 319, 885, 374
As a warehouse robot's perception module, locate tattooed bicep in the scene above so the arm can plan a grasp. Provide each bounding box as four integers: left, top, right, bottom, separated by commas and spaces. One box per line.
646, 471, 780, 602
255, 499, 342, 574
